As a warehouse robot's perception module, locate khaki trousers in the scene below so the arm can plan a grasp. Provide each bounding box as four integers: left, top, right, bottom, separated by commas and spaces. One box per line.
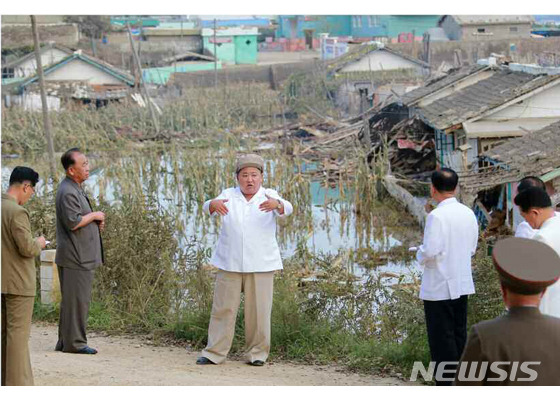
201, 270, 275, 364
1, 293, 35, 386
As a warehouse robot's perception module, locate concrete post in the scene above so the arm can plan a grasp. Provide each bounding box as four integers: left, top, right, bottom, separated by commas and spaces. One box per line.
40, 250, 60, 304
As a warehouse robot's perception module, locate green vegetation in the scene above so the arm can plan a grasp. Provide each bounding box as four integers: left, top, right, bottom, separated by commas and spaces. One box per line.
4, 94, 504, 382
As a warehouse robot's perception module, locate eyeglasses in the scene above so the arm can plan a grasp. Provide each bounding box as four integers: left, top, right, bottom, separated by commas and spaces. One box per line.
24, 184, 36, 195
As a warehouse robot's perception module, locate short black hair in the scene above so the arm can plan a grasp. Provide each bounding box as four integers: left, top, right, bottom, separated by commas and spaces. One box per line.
61, 148, 81, 171
9, 166, 39, 187
514, 187, 552, 213
518, 176, 546, 193
431, 168, 458, 192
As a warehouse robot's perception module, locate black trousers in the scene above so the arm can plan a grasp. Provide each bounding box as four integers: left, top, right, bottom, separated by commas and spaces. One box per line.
423, 295, 469, 386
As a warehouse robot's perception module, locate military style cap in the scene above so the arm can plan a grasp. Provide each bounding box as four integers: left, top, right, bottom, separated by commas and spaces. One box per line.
492, 237, 560, 295
236, 154, 264, 174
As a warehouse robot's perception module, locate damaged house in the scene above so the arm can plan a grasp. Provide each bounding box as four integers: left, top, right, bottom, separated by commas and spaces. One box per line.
3, 50, 135, 110
326, 43, 429, 116
361, 61, 560, 181
459, 119, 560, 229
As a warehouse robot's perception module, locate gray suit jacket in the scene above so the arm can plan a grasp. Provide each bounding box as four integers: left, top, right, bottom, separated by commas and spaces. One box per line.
55, 177, 103, 271
456, 307, 560, 385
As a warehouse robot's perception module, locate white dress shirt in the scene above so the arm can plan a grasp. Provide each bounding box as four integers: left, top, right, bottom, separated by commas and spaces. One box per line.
416, 197, 479, 301
203, 186, 293, 273
533, 215, 560, 318
515, 212, 560, 239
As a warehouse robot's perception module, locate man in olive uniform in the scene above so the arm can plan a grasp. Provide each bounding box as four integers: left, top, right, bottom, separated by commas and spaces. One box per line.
55, 148, 105, 354
456, 237, 560, 385
2, 167, 46, 385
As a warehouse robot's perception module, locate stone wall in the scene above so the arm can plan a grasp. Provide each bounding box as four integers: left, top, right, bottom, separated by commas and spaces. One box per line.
390, 37, 560, 68
1, 23, 79, 49
170, 60, 320, 89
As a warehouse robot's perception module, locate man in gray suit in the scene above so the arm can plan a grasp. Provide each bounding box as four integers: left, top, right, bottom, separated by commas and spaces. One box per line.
55, 148, 105, 354
456, 237, 560, 385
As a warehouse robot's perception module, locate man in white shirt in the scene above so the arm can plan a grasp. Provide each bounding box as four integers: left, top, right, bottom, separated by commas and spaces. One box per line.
514, 187, 560, 318
416, 168, 479, 385
197, 154, 293, 367
514, 176, 560, 239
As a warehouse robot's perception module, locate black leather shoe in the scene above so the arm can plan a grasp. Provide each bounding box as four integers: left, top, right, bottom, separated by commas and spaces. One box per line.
248, 360, 265, 367
196, 356, 216, 365
75, 346, 98, 355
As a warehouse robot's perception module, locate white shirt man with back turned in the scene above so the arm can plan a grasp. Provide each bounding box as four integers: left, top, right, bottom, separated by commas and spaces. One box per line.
416, 168, 479, 386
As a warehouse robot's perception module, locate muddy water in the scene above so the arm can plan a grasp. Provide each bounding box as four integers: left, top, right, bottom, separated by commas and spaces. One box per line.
2, 151, 422, 277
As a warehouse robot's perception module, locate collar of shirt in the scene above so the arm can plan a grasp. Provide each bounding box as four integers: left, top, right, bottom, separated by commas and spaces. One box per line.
541, 214, 560, 230
234, 186, 265, 204
2, 193, 17, 204
436, 197, 457, 208
65, 176, 87, 197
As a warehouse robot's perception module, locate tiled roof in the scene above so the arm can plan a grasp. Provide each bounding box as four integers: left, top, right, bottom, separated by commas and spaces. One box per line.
327, 44, 428, 74
400, 64, 489, 106
483, 119, 560, 166
419, 69, 560, 130
460, 120, 560, 193
20, 51, 135, 88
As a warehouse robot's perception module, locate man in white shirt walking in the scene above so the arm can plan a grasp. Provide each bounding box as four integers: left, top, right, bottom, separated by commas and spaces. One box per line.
197, 154, 293, 367
514, 187, 560, 318
514, 176, 560, 239
416, 168, 479, 385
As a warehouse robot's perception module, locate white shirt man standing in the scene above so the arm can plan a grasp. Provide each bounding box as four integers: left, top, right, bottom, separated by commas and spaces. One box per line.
416, 168, 479, 386
197, 154, 293, 367
514, 176, 560, 239
514, 187, 560, 318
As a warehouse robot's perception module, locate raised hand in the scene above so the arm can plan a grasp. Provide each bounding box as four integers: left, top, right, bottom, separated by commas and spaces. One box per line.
259, 194, 280, 213
210, 199, 229, 216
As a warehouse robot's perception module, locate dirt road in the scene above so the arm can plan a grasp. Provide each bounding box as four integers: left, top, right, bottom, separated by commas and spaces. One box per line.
30, 323, 413, 386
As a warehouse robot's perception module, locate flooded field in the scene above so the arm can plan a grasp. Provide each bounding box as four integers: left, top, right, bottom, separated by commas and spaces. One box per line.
2, 142, 422, 278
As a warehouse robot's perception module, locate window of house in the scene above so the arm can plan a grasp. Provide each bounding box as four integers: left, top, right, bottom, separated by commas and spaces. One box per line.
2, 67, 15, 79
510, 26, 518, 32
368, 16, 379, 27
477, 28, 486, 33
353, 16, 362, 28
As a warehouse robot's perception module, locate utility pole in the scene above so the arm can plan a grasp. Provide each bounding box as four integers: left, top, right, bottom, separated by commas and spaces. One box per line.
30, 15, 57, 180
126, 22, 159, 135
213, 19, 218, 87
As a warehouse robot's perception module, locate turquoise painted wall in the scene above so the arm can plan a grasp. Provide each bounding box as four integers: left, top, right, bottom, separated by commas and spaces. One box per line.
385, 15, 440, 38
276, 15, 440, 39
203, 35, 257, 65
203, 36, 236, 64
234, 35, 258, 64
143, 62, 222, 85
276, 16, 352, 39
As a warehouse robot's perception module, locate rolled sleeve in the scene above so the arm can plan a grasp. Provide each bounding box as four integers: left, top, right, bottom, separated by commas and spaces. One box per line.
416, 213, 443, 266
11, 208, 41, 258
60, 192, 83, 230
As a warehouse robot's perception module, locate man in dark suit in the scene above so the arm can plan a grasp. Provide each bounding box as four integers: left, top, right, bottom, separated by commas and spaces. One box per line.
456, 237, 560, 385
55, 148, 105, 355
